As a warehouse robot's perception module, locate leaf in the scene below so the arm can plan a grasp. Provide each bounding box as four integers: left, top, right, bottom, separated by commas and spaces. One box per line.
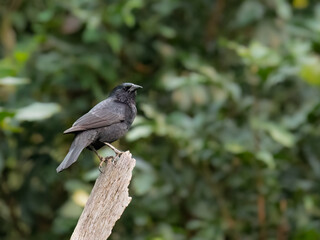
15, 102, 61, 121
132, 171, 156, 195
162, 73, 207, 91
0, 109, 15, 122
0, 76, 30, 85
256, 151, 276, 169
265, 65, 299, 88
58, 200, 83, 219
190, 201, 213, 220
275, 0, 292, 20
251, 119, 296, 147
268, 125, 295, 147
83, 168, 100, 181
229, 41, 281, 67
126, 124, 153, 141
224, 143, 247, 154
72, 190, 89, 207
121, 0, 144, 27
300, 57, 320, 86
235, 0, 265, 27
293, 0, 309, 9
105, 32, 123, 53
37, 9, 54, 22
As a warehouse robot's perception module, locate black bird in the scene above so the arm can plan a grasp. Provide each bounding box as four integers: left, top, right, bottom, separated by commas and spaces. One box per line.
56, 83, 142, 173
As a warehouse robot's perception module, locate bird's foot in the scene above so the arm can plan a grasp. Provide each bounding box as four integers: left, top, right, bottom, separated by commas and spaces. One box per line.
114, 152, 123, 161
104, 142, 123, 160
98, 156, 114, 173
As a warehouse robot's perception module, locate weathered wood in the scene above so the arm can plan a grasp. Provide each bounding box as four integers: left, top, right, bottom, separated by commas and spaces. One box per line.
70, 151, 135, 240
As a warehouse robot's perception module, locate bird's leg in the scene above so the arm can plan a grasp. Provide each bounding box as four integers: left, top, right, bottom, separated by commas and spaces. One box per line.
104, 142, 123, 160
89, 146, 113, 172
89, 146, 105, 173
89, 145, 104, 162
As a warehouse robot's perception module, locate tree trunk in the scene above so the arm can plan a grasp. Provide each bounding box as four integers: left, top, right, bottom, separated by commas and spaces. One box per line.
70, 151, 136, 240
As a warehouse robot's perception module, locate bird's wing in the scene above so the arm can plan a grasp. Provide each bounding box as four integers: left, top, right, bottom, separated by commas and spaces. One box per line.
64, 99, 126, 134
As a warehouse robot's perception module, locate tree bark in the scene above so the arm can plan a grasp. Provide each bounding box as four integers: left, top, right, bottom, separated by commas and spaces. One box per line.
70, 151, 136, 240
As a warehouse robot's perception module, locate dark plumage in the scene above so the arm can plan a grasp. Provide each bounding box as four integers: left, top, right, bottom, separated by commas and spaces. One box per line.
56, 83, 142, 173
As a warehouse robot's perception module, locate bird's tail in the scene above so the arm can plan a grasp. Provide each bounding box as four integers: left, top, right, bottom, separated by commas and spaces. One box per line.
56, 134, 90, 173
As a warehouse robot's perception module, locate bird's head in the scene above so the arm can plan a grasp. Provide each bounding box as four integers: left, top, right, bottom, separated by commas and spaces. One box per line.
109, 83, 143, 102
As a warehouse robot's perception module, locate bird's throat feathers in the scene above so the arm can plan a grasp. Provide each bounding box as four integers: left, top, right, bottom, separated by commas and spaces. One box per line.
114, 91, 136, 105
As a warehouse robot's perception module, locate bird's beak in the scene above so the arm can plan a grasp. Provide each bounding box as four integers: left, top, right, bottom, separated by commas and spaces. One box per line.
129, 84, 143, 92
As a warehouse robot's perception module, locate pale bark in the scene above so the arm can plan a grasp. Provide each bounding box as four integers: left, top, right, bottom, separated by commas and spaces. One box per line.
70, 151, 135, 240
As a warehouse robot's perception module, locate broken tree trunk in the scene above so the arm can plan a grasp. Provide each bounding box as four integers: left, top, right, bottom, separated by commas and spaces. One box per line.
70, 151, 136, 240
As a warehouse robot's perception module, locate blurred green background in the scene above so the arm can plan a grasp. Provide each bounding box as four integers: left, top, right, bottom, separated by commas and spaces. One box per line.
1, 0, 320, 239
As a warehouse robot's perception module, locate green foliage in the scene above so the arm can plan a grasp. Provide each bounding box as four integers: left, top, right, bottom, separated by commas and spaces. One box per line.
1, 0, 320, 239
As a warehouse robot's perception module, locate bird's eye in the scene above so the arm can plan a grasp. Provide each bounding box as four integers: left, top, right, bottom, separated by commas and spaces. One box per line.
124, 86, 130, 91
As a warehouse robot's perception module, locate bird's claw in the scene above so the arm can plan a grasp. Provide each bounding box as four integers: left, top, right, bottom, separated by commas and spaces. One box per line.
115, 152, 123, 160
93, 143, 124, 173
98, 159, 105, 173
98, 156, 114, 173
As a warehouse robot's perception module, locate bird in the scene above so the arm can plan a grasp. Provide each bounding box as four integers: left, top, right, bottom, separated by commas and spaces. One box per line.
56, 83, 142, 173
